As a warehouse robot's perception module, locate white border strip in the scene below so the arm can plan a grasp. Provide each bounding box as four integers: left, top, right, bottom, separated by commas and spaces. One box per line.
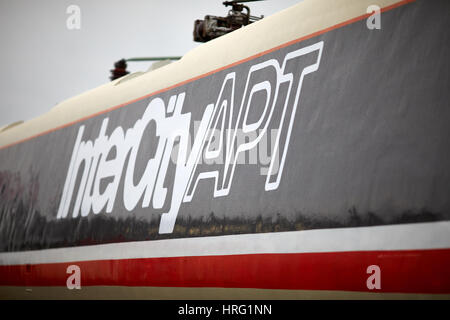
0, 221, 449, 266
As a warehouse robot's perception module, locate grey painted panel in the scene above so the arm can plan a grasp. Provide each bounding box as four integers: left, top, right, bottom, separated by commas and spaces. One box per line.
0, 0, 449, 251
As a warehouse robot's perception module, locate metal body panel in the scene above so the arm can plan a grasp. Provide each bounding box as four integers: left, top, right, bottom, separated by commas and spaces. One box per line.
0, 0, 449, 297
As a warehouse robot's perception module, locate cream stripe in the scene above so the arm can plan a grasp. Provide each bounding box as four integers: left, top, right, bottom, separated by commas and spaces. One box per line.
0, 221, 449, 266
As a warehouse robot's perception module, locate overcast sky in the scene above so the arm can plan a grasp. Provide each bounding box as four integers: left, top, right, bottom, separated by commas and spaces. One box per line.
0, 0, 301, 127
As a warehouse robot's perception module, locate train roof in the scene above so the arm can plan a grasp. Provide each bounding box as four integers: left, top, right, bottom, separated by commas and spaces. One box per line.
0, 0, 400, 150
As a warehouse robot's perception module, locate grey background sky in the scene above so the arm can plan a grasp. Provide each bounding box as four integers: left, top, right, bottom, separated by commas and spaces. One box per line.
0, 0, 301, 128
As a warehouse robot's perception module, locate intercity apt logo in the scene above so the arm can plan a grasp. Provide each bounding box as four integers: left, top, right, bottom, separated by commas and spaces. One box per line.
57, 41, 324, 234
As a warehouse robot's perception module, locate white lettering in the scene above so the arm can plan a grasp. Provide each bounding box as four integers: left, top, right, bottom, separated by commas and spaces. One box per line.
57, 42, 324, 234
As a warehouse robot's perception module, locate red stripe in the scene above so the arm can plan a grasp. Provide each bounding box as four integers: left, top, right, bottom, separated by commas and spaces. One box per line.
0, 0, 415, 151
1, 248, 449, 293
